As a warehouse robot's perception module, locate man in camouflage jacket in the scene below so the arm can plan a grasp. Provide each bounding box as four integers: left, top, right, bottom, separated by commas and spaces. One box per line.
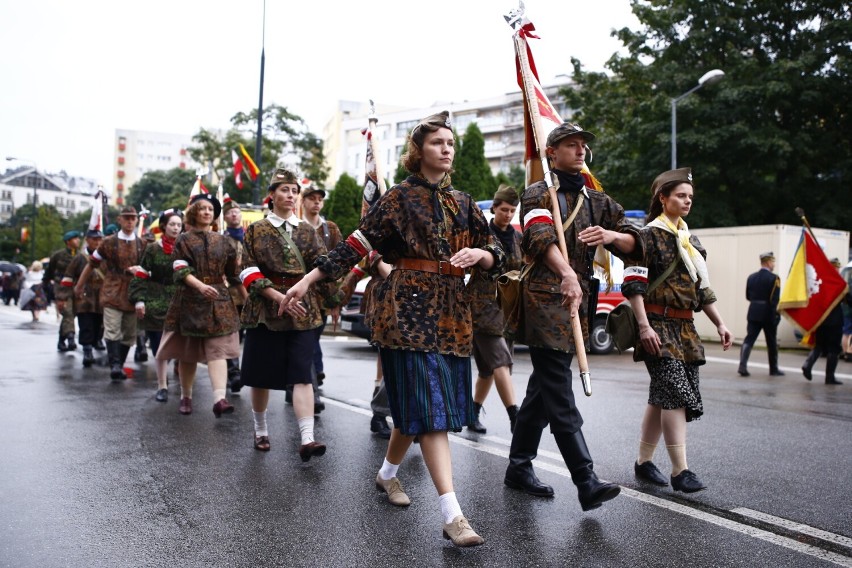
57, 229, 105, 367
505, 123, 641, 512
45, 230, 81, 351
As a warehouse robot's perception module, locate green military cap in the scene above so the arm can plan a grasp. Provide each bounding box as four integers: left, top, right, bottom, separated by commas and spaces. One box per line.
63, 230, 81, 241
651, 167, 693, 195
546, 122, 596, 147
493, 184, 519, 206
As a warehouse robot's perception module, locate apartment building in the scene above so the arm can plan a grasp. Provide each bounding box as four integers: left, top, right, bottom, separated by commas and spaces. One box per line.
0, 167, 101, 223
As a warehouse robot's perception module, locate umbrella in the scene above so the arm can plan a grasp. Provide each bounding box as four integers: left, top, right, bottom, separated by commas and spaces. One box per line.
0, 261, 25, 273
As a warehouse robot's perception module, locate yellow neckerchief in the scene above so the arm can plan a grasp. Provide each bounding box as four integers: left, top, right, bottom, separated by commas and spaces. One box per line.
647, 214, 711, 289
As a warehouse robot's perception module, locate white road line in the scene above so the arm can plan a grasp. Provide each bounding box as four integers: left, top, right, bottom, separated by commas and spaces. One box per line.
732, 508, 852, 550
704, 355, 851, 379
326, 396, 852, 566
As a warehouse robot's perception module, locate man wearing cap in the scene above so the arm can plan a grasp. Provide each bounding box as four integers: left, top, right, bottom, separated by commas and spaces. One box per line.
301, 184, 342, 390
45, 230, 81, 351
58, 229, 105, 367
738, 252, 784, 377
505, 122, 640, 511
75, 206, 145, 380
222, 195, 248, 393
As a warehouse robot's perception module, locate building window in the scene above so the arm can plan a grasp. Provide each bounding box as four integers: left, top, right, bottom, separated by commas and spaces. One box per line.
396, 120, 418, 138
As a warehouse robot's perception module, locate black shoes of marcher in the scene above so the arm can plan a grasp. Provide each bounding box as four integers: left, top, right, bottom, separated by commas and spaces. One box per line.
575, 475, 621, 511
110, 364, 126, 381
634, 460, 669, 486
155, 388, 168, 402
82, 346, 95, 368
316, 372, 325, 386
94, 339, 106, 351
504, 465, 555, 497
737, 368, 750, 377
769, 369, 785, 376
285, 388, 293, 405
314, 396, 325, 415
370, 414, 391, 439
468, 403, 486, 433
134, 348, 148, 362
671, 469, 707, 493
506, 405, 519, 434
228, 372, 243, 394
802, 366, 813, 381
57, 335, 68, 352
65, 333, 77, 351
826, 378, 843, 385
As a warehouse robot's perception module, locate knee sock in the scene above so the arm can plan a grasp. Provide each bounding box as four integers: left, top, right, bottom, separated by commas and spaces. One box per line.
378, 458, 400, 481
253, 410, 268, 437
666, 444, 688, 476
298, 416, 315, 445
638, 440, 658, 465
212, 388, 226, 403
180, 385, 193, 399
439, 492, 463, 525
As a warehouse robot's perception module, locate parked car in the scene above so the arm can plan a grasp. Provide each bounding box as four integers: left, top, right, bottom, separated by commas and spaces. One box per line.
340, 277, 372, 340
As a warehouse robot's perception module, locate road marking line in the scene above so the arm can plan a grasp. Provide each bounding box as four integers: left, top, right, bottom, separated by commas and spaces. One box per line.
324, 396, 852, 565
732, 507, 852, 550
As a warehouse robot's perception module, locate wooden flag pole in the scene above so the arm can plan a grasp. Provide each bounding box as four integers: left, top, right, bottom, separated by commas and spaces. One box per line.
511, 14, 592, 396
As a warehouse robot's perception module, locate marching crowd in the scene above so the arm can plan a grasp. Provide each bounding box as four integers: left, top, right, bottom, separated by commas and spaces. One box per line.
2, 112, 850, 548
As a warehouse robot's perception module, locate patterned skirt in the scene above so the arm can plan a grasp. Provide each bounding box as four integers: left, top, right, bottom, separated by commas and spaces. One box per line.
380, 348, 474, 436
645, 357, 703, 422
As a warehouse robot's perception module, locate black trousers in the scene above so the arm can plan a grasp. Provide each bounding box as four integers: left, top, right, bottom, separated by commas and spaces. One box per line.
77, 312, 103, 347
515, 347, 584, 435
744, 319, 777, 349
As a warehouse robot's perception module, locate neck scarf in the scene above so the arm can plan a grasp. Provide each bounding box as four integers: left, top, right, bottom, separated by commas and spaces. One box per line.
413, 173, 459, 216
160, 234, 176, 255
225, 226, 245, 242
553, 169, 585, 194
647, 214, 711, 289
491, 219, 515, 254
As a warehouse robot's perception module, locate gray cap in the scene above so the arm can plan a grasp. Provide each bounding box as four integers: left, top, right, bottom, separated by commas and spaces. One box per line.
546, 122, 596, 147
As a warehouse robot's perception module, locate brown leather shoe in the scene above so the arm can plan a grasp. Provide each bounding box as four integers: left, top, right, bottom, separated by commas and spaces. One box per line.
254, 435, 270, 452
212, 398, 234, 418
298, 441, 326, 462
178, 397, 192, 415
375, 474, 411, 507
442, 515, 484, 547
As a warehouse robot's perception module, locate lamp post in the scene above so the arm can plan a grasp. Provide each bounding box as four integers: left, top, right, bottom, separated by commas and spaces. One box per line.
671, 69, 725, 169
5, 156, 38, 261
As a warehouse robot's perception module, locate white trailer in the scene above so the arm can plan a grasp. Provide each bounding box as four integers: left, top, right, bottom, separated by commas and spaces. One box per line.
690, 224, 849, 349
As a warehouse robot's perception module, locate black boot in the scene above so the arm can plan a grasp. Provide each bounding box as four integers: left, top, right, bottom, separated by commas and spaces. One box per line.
802, 348, 820, 381
227, 358, 243, 393
94, 339, 106, 351
506, 404, 519, 433
107, 341, 126, 381
134, 334, 147, 362
468, 403, 487, 433
65, 332, 77, 351
737, 342, 753, 376
825, 353, 842, 384
119, 343, 131, 366
504, 411, 554, 497
57, 332, 68, 352
82, 346, 95, 368
768, 341, 784, 375
554, 430, 620, 511
370, 413, 391, 439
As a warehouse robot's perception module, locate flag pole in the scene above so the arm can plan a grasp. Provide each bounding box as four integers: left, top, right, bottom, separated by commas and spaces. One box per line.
509, 4, 592, 396
253, 0, 266, 205
794, 207, 819, 242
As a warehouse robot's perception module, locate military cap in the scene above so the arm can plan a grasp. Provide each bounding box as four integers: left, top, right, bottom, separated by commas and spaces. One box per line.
189, 193, 221, 219
492, 184, 519, 206
546, 121, 596, 148
411, 111, 453, 143
830, 257, 842, 267
85, 229, 103, 238
118, 205, 138, 217
759, 251, 775, 261
222, 194, 240, 214
63, 230, 81, 242
267, 167, 300, 191
104, 224, 118, 236
301, 178, 326, 199
651, 167, 693, 195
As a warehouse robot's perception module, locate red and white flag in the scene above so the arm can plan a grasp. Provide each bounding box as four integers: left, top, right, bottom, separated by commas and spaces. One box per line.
88, 189, 108, 233
187, 176, 209, 207
232, 149, 244, 189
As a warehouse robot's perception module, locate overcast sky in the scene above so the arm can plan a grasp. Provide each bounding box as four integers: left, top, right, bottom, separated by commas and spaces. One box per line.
0, 0, 638, 186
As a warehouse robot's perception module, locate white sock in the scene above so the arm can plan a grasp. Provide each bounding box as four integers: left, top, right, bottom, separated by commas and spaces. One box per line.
212, 388, 226, 402
298, 416, 314, 445
378, 458, 400, 481
439, 492, 463, 525
253, 410, 268, 437
180, 386, 192, 399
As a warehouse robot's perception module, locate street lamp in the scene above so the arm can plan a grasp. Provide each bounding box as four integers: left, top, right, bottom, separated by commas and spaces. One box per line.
5, 156, 38, 261
671, 69, 725, 169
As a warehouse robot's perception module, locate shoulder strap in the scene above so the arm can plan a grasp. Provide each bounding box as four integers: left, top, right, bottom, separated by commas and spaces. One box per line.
272, 221, 307, 273
648, 254, 680, 293
561, 193, 585, 233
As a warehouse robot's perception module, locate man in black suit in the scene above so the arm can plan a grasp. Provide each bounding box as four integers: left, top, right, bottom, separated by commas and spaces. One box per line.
738, 252, 784, 376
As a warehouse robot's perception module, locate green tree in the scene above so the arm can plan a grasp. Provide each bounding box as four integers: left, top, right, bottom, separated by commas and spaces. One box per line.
394, 160, 409, 184
324, 173, 362, 236
453, 123, 495, 200
9, 204, 64, 262
563, 0, 852, 229
125, 168, 198, 215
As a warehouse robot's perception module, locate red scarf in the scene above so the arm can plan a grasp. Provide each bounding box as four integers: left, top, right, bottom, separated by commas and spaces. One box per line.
161, 234, 176, 255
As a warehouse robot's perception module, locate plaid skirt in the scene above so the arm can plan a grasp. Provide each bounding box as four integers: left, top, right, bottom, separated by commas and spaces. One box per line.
380, 348, 474, 436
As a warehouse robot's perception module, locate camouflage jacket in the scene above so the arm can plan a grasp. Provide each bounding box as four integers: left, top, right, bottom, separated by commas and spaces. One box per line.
89, 234, 145, 313
225, 236, 247, 308
162, 229, 240, 337
520, 180, 641, 352
240, 215, 339, 332
470, 221, 523, 336
128, 242, 178, 331
44, 247, 77, 285
57, 248, 104, 314
622, 226, 717, 364
316, 176, 505, 356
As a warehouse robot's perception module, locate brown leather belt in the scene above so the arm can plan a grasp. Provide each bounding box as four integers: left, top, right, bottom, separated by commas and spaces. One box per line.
200, 276, 222, 285
269, 275, 303, 286
395, 258, 464, 277
644, 303, 693, 319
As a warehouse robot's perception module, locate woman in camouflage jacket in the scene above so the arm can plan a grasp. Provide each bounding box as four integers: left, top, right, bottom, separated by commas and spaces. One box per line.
623, 168, 732, 494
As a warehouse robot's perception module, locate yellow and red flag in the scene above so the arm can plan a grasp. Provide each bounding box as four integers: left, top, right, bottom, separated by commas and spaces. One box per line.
779, 228, 849, 334
238, 143, 260, 182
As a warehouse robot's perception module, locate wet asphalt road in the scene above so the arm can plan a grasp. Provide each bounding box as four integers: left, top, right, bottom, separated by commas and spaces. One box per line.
1, 303, 851, 568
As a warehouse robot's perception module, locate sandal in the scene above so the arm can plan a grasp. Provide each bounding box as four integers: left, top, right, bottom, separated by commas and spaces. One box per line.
254, 435, 270, 451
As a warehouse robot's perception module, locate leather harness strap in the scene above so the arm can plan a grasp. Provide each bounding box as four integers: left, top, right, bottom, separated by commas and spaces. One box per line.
395, 258, 465, 277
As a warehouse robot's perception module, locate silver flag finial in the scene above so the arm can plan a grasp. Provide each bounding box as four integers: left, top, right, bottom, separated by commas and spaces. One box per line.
504, 1, 525, 30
